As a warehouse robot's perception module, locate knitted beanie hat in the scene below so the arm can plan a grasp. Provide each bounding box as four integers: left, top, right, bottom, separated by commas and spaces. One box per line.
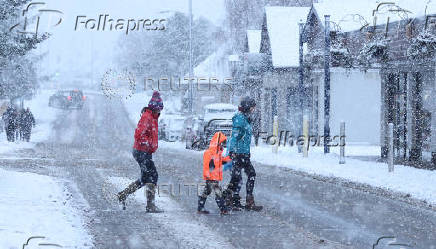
148, 91, 163, 111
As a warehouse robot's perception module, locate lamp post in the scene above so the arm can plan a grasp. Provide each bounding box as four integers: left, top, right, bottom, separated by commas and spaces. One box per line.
324, 15, 331, 154
298, 22, 305, 153
188, 0, 194, 114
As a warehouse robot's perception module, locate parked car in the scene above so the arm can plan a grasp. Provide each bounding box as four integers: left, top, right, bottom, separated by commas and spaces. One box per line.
49, 90, 86, 109
185, 103, 237, 150
158, 114, 185, 142
184, 116, 203, 150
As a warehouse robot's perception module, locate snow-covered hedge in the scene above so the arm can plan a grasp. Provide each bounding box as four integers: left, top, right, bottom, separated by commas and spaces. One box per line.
304, 45, 352, 68
407, 31, 436, 60
356, 38, 389, 69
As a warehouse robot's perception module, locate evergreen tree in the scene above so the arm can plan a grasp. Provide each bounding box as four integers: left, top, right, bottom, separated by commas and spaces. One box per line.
0, 0, 47, 99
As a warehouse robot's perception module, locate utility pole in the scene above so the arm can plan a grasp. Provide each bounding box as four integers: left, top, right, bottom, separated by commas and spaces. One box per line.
188, 0, 194, 114
324, 15, 331, 154
298, 22, 305, 153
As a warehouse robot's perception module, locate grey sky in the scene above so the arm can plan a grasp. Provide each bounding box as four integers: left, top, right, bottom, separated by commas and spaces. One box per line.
34, 0, 226, 88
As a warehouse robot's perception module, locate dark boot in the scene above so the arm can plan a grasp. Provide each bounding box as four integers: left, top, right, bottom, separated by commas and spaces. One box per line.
117, 180, 141, 210
223, 189, 233, 207
146, 184, 163, 213
197, 196, 209, 214
245, 194, 263, 211
216, 197, 229, 215
231, 194, 244, 211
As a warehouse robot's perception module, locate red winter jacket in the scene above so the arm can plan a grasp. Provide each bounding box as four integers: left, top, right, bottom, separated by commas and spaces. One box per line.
133, 109, 159, 153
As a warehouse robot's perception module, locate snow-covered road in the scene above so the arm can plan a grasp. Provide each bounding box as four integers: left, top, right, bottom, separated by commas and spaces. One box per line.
1, 91, 434, 249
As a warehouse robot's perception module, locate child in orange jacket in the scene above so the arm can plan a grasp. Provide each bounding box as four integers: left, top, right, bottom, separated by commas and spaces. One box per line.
197, 132, 231, 215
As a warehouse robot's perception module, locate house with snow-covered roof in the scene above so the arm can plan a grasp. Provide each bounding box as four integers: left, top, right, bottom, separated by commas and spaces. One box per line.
245, 30, 262, 53
304, 0, 436, 167
257, 6, 311, 135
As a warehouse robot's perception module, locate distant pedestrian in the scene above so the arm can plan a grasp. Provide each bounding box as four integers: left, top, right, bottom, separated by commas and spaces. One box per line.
197, 132, 231, 215
21, 108, 35, 142
2, 106, 18, 142
117, 91, 164, 213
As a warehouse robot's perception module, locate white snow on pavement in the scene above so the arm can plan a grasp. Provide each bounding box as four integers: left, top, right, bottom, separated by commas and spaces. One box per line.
251, 145, 436, 206
108, 177, 234, 249
0, 168, 93, 249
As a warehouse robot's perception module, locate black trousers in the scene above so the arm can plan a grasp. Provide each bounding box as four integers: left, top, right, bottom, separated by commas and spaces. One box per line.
132, 149, 158, 186
6, 127, 15, 142
200, 180, 224, 199
227, 154, 256, 196
199, 180, 226, 211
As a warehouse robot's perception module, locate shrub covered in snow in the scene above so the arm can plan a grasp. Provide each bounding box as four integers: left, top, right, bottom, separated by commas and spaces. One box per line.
330, 44, 352, 68
304, 49, 323, 67
304, 48, 352, 68
356, 37, 389, 69
407, 31, 436, 61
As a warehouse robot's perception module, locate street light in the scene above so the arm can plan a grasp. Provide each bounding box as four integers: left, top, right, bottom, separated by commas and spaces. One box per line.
298, 22, 305, 153
324, 15, 331, 154
188, 0, 194, 114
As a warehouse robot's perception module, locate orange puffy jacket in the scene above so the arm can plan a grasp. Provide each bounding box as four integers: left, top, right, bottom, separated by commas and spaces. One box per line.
203, 132, 231, 181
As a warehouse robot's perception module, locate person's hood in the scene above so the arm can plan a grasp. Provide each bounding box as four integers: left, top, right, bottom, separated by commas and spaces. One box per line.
207, 132, 227, 152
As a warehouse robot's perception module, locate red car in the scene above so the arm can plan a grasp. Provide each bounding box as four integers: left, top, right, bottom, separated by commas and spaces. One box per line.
49, 90, 86, 109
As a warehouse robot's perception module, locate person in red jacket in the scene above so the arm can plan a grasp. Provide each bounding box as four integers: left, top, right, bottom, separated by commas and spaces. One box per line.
117, 91, 164, 213
197, 132, 231, 215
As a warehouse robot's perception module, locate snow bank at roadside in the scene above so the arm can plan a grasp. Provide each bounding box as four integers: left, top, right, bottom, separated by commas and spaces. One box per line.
0, 89, 58, 155
0, 168, 92, 249
251, 145, 436, 206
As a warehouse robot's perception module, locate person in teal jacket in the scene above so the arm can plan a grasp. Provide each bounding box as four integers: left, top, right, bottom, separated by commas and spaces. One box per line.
224, 97, 263, 211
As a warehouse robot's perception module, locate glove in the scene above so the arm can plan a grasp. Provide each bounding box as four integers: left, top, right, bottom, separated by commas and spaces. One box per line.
229, 152, 236, 160
223, 161, 233, 171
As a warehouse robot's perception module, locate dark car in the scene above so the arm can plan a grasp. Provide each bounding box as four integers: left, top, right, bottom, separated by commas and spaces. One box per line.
49, 90, 86, 109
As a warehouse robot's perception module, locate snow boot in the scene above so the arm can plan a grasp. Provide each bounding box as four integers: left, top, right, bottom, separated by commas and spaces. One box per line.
220, 209, 230, 215
245, 194, 263, 211
230, 194, 244, 211
223, 189, 233, 207
216, 196, 230, 215
117, 180, 141, 210
197, 196, 210, 214
146, 184, 163, 213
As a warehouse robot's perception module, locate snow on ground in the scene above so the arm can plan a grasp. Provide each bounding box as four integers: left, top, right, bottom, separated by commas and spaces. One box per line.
108, 177, 234, 249
155, 140, 436, 207
0, 89, 58, 155
251, 144, 436, 206
0, 168, 92, 249
121, 99, 436, 207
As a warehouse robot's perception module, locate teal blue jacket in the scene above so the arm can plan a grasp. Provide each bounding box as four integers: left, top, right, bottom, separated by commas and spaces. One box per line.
228, 112, 252, 154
